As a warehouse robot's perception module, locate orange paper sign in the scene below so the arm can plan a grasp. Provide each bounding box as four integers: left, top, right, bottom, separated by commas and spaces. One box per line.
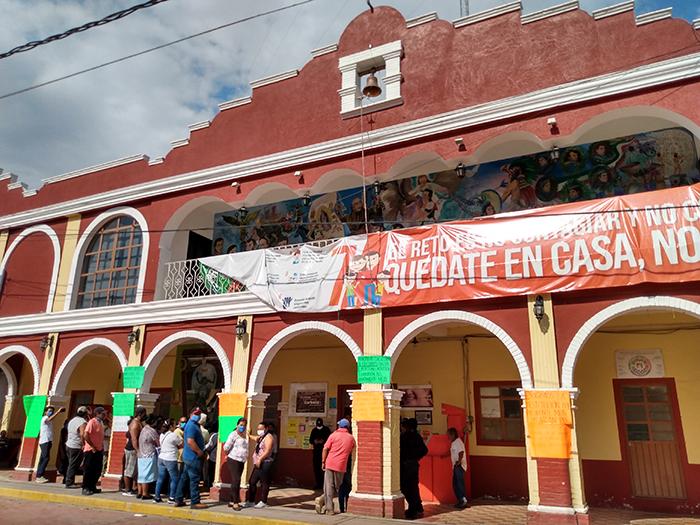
219, 393, 247, 417
525, 390, 572, 459
352, 391, 385, 422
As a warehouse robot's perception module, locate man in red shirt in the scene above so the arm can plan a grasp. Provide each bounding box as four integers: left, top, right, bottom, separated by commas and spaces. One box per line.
315, 419, 355, 515
81, 406, 106, 496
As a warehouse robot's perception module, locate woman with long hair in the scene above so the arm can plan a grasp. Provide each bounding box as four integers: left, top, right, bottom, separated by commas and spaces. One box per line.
244, 422, 276, 509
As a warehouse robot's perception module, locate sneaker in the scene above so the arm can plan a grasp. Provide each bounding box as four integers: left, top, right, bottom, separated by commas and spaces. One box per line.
35, 477, 48, 483
82, 489, 94, 496
314, 496, 325, 515
190, 503, 208, 510
167, 497, 176, 505
153, 498, 162, 503
121, 492, 133, 497
92, 488, 102, 494
242, 501, 254, 508
254, 501, 268, 509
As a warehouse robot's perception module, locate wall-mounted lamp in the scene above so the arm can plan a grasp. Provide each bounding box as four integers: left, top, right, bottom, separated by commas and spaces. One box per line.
533, 295, 545, 322
547, 117, 560, 135
239, 206, 248, 214
373, 180, 381, 195
294, 170, 304, 184
40, 335, 54, 352
455, 162, 470, 179
454, 137, 466, 151
550, 145, 560, 162
231, 181, 241, 194
235, 318, 248, 338
302, 192, 311, 206
127, 328, 140, 347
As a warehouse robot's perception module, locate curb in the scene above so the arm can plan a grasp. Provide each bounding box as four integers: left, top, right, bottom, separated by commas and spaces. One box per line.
0, 486, 306, 525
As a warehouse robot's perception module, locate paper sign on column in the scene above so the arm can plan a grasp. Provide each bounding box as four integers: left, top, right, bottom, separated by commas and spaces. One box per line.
113, 393, 136, 417
112, 415, 130, 433
123, 366, 145, 389
219, 393, 247, 416
352, 391, 385, 421
357, 355, 391, 384
525, 390, 572, 459
22, 395, 47, 438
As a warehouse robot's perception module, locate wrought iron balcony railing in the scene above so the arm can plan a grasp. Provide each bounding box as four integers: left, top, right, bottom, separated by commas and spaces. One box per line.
162, 259, 244, 300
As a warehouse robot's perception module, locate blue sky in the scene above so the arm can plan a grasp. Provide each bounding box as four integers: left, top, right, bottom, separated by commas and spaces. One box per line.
0, 0, 698, 190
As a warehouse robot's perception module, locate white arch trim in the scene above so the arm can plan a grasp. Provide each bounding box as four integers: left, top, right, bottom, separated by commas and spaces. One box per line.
248, 321, 363, 394
0, 362, 17, 397
63, 206, 150, 311
0, 224, 61, 313
0, 345, 41, 394
50, 338, 128, 396
562, 296, 700, 389
142, 330, 232, 392
384, 310, 533, 389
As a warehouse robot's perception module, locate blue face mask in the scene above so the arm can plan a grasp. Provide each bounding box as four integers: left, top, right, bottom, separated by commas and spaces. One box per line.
180, 422, 186, 429
237, 425, 246, 433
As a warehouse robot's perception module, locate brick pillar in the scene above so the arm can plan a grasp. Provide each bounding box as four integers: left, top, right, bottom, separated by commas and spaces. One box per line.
102, 392, 159, 490
13, 436, 38, 480
348, 389, 405, 518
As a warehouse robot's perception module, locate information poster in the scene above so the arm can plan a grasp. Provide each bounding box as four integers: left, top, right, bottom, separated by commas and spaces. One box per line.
122, 366, 145, 389
525, 390, 572, 459
357, 356, 391, 384
352, 391, 385, 422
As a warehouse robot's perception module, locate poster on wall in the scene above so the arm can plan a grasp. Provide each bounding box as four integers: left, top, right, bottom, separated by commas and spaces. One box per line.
616, 349, 665, 378
399, 385, 433, 408
289, 383, 327, 417
203, 182, 700, 313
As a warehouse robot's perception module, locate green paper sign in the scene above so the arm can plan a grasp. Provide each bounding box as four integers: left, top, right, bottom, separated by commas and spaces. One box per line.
357, 355, 391, 384
219, 415, 244, 443
123, 366, 145, 389
22, 395, 47, 438
113, 393, 136, 417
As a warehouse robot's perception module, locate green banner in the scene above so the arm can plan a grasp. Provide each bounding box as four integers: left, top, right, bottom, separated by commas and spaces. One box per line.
113, 393, 136, 417
22, 395, 47, 438
357, 355, 391, 384
219, 415, 244, 443
123, 366, 145, 389
198, 262, 235, 295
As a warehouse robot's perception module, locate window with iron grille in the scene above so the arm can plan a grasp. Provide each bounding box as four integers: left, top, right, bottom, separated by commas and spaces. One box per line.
75, 216, 142, 309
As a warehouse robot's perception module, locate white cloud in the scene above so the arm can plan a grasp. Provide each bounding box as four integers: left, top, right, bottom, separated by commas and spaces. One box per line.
0, 0, 694, 190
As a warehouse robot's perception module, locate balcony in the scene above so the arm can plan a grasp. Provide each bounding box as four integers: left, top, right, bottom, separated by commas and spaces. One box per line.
162, 259, 244, 300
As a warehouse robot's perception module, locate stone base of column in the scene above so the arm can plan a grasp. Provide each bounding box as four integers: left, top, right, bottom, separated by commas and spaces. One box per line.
31, 468, 59, 483
9, 467, 33, 481
527, 507, 590, 525
101, 473, 121, 491
348, 492, 405, 518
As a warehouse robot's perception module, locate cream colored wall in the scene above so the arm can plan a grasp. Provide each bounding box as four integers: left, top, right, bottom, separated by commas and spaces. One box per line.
392, 337, 526, 458
8, 361, 34, 438
151, 352, 177, 388
65, 352, 122, 406
575, 330, 700, 464
264, 345, 357, 449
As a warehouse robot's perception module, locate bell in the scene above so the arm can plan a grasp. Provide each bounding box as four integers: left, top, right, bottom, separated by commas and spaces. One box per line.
362, 70, 382, 98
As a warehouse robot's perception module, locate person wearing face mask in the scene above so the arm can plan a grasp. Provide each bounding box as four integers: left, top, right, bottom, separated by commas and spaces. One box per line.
309, 418, 330, 490
174, 416, 189, 499
35, 405, 65, 483
244, 422, 275, 509
81, 406, 106, 496
223, 418, 248, 511
154, 419, 182, 504
174, 409, 208, 510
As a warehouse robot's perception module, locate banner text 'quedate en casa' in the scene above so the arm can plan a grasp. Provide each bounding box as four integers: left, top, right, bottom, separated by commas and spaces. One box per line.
201, 184, 700, 313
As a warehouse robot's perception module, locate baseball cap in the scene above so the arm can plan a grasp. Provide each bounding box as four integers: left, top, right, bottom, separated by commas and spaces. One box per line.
338, 418, 350, 428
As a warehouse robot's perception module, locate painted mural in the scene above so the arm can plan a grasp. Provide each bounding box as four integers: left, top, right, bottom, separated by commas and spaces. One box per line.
212, 128, 699, 254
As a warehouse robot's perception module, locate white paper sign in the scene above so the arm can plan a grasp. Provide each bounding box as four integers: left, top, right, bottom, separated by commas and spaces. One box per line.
615, 349, 665, 378
112, 415, 130, 433
480, 397, 502, 418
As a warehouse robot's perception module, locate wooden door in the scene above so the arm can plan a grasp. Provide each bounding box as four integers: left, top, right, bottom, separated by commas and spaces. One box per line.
262, 385, 282, 434
615, 380, 686, 499
337, 384, 360, 422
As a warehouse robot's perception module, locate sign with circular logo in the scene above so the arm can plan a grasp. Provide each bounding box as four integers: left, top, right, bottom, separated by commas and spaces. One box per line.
628, 355, 653, 377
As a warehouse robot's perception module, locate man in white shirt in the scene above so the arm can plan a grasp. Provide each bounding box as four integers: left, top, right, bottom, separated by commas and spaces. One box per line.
447, 427, 469, 509
35, 405, 65, 483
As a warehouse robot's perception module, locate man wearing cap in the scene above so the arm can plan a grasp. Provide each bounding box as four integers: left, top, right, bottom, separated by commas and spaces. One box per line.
315, 418, 355, 516
64, 406, 88, 488
35, 404, 65, 483
81, 406, 106, 496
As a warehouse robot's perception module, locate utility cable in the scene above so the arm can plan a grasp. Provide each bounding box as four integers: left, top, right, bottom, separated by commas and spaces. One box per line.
0, 0, 317, 101
0, 0, 171, 60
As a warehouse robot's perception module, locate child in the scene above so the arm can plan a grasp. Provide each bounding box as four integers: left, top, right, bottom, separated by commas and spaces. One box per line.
447, 427, 469, 509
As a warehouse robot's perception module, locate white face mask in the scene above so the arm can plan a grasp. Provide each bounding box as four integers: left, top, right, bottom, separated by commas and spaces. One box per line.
257, 429, 265, 437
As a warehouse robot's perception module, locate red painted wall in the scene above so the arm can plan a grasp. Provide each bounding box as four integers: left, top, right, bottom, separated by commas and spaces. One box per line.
469, 455, 528, 500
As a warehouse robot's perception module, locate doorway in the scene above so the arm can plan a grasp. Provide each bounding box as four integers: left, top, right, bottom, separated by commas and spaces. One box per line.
614, 379, 687, 500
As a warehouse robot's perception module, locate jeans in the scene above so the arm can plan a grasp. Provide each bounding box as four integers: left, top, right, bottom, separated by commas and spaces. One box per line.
453, 464, 466, 502
175, 458, 201, 504
64, 447, 82, 486
155, 459, 179, 500
364, 283, 379, 306
81, 450, 104, 492
37, 441, 52, 478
